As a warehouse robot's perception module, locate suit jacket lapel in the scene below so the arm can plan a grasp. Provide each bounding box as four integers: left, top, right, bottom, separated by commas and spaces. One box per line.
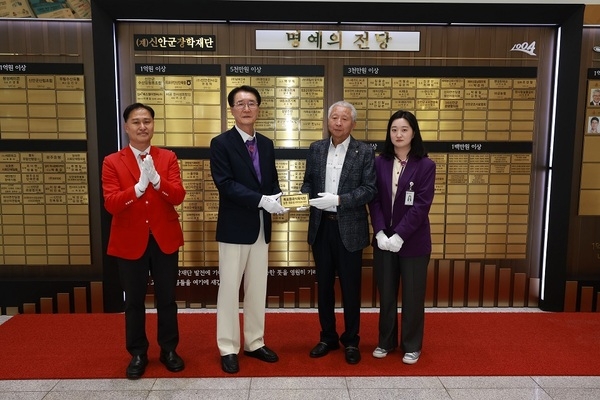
256, 134, 268, 183
122, 147, 141, 179
317, 140, 329, 191
338, 137, 357, 189
381, 157, 394, 206
395, 159, 416, 205
231, 128, 259, 182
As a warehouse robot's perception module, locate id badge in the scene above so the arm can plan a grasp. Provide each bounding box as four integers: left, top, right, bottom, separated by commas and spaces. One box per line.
405, 190, 414, 206
405, 182, 415, 206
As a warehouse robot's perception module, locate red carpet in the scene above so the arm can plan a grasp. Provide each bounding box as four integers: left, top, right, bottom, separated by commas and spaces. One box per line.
1, 311, 599, 379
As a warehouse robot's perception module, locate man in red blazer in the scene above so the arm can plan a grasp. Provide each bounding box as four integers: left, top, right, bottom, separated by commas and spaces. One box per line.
102, 103, 186, 379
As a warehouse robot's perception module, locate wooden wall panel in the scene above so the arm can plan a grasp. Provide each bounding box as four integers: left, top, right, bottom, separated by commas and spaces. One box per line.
513, 273, 527, 307
57, 293, 70, 314
23, 303, 36, 314
40, 298, 53, 314
144, 294, 155, 309
361, 267, 373, 308
299, 287, 311, 308
564, 281, 578, 312
483, 264, 497, 307
425, 260, 435, 307
452, 261, 466, 307
580, 286, 594, 312
91, 281, 103, 313
283, 291, 295, 308
74, 287, 87, 313
468, 262, 482, 307
267, 296, 279, 308
497, 268, 511, 307
528, 278, 540, 308
437, 260, 451, 307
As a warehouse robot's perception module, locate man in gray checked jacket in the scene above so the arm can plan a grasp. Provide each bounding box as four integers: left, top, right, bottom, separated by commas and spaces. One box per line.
301, 100, 377, 365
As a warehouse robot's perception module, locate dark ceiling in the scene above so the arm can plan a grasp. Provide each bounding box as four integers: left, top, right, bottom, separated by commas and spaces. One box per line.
91, 1, 583, 25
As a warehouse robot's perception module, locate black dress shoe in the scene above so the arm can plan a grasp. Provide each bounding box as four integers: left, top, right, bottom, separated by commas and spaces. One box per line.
126, 354, 148, 380
345, 346, 361, 364
244, 346, 279, 363
160, 350, 185, 372
309, 341, 340, 358
221, 354, 239, 374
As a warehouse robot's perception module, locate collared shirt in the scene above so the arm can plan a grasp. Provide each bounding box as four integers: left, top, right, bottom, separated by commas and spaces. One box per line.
235, 124, 256, 142
391, 157, 407, 208
324, 136, 351, 212
130, 144, 151, 171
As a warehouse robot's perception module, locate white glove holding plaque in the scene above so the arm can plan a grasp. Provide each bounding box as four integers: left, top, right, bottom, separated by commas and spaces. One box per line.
259, 192, 289, 214
309, 192, 339, 210
135, 170, 150, 194
388, 233, 404, 253
142, 155, 160, 186
296, 191, 310, 211
375, 230, 390, 251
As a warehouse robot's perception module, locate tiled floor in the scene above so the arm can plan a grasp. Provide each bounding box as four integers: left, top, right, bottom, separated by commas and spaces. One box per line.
2, 376, 600, 400
2, 314, 599, 400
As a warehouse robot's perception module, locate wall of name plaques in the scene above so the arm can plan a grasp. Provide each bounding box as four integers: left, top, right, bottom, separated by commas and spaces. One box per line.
135, 64, 325, 269
0, 6, 590, 312
579, 69, 600, 216
0, 63, 90, 266
134, 62, 535, 275
342, 66, 535, 260
0, 64, 86, 140
225, 65, 325, 148
0, 152, 90, 265
135, 64, 222, 147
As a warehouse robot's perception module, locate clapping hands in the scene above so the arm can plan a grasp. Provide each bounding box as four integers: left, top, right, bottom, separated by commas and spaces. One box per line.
141, 155, 160, 186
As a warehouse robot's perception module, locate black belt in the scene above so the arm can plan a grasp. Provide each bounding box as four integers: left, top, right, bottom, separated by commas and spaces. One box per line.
322, 211, 338, 221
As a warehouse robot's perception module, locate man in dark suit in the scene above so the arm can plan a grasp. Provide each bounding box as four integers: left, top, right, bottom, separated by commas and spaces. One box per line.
210, 85, 287, 374
301, 100, 377, 364
102, 103, 186, 379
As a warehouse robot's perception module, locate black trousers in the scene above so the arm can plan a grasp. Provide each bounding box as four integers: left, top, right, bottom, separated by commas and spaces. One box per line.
312, 217, 363, 347
117, 235, 180, 356
373, 247, 429, 352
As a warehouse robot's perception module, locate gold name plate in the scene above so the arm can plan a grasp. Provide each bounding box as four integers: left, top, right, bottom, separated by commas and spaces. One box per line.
280, 193, 309, 208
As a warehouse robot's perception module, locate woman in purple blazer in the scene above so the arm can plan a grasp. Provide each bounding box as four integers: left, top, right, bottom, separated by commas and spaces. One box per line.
368, 110, 436, 365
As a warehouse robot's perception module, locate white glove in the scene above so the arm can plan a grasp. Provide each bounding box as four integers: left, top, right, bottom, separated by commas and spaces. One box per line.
388, 234, 404, 253
296, 191, 310, 211
142, 155, 160, 186
309, 192, 339, 210
375, 230, 390, 251
259, 192, 289, 214
135, 170, 150, 194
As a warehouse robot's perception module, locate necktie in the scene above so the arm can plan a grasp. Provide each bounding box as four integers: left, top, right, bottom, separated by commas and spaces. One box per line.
139, 153, 147, 171
245, 138, 261, 183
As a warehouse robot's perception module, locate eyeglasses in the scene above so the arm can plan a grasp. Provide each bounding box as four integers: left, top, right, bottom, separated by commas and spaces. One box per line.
233, 101, 259, 110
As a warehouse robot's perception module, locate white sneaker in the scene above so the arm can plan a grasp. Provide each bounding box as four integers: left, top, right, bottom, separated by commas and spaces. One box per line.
372, 347, 389, 359
402, 351, 421, 364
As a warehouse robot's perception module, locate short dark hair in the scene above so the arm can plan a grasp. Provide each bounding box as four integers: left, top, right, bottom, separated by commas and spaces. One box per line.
381, 109, 428, 160
592, 117, 599, 123
123, 103, 155, 121
227, 85, 262, 107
